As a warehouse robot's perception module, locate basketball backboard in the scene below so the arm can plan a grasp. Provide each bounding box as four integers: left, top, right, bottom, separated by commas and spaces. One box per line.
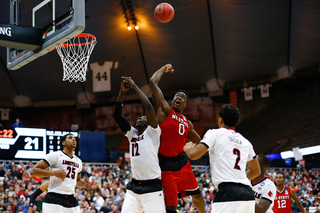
6, 0, 85, 70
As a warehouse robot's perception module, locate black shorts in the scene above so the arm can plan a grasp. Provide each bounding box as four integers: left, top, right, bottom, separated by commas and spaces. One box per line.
214, 182, 255, 202
44, 192, 79, 208
127, 178, 162, 195
158, 153, 188, 171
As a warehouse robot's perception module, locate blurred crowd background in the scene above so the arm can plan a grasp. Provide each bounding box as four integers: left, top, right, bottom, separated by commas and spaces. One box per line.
1, 159, 320, 213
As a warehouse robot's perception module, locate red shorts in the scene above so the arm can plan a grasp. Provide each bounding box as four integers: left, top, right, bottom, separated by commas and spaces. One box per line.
161, 161, 200, 207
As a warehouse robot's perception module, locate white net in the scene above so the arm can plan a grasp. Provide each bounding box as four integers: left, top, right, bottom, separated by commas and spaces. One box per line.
56, 33, 97, 82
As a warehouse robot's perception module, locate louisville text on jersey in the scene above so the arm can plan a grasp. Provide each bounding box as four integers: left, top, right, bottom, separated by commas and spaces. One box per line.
62, 160, 79, 168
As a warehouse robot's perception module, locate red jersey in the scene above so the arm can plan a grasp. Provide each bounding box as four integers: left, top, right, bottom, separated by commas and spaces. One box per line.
273, 186, 291, 213
159, 108, 190, 157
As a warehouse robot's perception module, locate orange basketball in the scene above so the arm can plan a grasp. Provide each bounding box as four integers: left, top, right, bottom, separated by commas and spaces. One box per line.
154, 3, 175, 23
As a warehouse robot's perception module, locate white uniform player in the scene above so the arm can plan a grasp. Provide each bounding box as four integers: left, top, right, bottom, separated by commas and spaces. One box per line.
30, 134, 91, 213
42, 151, 82, 213
113, 77, 165, 213
121, 125, 165, 213
200, 127, 257, 212
125, 126, 161, 181
202, 128, 256, 187
44, 151, 82, 194
251, 178, 276, 213
184, 104, 261, 213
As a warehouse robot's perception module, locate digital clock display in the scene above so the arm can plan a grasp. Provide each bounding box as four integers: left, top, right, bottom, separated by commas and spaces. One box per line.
0, 128, 78, 160
0, 129, 15, 138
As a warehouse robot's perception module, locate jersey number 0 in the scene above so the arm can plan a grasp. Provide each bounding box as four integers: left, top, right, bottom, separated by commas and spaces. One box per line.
178, 123, 185, 135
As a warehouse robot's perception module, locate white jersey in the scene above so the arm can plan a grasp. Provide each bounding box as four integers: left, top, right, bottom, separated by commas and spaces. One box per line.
200, 127, 256, 188
125, 125, 161, 180
251, 178, 276, 213
44, 151, 82, 195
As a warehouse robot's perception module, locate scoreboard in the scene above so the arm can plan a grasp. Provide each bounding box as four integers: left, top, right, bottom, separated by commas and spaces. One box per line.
0, 128, 78, 160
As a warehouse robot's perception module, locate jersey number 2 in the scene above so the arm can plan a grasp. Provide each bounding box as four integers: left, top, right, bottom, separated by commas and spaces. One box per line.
233, 148, 241, 170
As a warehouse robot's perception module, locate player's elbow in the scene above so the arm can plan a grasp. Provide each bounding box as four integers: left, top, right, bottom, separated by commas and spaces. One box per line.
29, 168, 36, 176
149, 77, 158, 86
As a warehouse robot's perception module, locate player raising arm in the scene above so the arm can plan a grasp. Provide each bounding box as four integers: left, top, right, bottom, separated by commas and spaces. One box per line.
149, 64, 205, 213
184, 104, 260, 213
113, 77, 165, 213
30, 134, 91, 213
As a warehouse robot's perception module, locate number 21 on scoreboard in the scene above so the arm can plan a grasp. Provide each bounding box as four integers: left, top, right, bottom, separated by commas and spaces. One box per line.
24, 137, 39, 150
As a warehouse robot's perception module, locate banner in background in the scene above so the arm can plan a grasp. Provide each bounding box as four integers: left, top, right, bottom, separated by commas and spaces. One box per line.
241, 87, 255, 101
258, 84, 272, 98
229, 91, 238, 107
0, 108, 10, 120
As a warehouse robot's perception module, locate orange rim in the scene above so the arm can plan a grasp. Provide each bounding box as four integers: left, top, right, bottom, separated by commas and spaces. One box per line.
50, 33, 96, 51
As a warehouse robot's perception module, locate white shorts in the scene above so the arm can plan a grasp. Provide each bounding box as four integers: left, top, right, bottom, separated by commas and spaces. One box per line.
211, 200, 255, 213
121, 190, 166, 213
43, 202, 80, 213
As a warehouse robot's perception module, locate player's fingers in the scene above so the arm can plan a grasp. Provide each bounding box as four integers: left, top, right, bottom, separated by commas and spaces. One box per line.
122, 76, 131, 80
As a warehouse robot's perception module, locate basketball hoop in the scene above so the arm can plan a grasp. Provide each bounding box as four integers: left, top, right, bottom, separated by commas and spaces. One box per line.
56, 33, 97, 82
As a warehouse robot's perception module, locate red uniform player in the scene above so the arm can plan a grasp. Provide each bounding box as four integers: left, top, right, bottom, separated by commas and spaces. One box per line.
273, 173, 305, 213
149, 64, 205, 213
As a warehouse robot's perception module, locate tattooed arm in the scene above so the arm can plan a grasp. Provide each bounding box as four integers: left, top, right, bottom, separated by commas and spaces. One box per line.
183, 142, 208, 160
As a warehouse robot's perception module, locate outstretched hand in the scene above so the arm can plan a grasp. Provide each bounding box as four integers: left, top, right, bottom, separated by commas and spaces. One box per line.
122, 76, 135, 88
184, 142, 196, 151
120, 77, 132, 92
164, 64, 174, 73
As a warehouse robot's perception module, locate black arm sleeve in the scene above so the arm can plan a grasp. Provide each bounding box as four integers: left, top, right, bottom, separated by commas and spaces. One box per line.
29, 188, 43, 207
113, 102, 131, 133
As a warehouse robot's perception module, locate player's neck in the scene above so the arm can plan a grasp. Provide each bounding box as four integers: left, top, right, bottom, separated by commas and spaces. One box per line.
221, 125, 236, 131
277, 185, 285, 191
251, 175, 265, 185
136, 126, 147, 134
173, 107, 183, 115
63, 148, 74, 158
